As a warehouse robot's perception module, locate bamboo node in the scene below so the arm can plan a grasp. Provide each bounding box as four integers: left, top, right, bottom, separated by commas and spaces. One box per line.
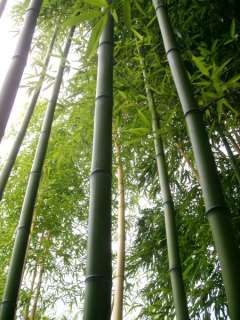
95, 94, 112, 101
85, 274, 112, 283
154, 3, 165, 12
169, 265, 181, 273
99, 40, 113, 48
205, 205, 227, 217
183, 108, 201, 119
162, 199, 173, 208
90, 168, 112, 177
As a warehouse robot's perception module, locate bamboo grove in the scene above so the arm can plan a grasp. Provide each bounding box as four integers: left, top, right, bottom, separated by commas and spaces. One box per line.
0, 0, 239, 319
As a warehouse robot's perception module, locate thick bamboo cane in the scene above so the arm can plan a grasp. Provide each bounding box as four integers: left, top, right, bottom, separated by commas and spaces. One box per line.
152, 1, 240, 318
0, 0, 42, 141
0, 27, 74, 320
140, 53, 189, 320
0, 26, 58, 200
84, 13, 114, 320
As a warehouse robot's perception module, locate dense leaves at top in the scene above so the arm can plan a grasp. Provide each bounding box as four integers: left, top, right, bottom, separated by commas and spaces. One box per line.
0, 0, 239, 319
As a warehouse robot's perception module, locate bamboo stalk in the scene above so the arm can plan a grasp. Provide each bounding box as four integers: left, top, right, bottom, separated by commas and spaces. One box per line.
0, 0, 42, 141
112, 142, 125, 320
30, 264, 44, 320
0, 27, 74, 320
84, 12, 114, 320
139, 52, 189, 320
0, 26, 58, 200
152, 1, 240, 318
0, 0, 7, 17
24, 263, 38, 320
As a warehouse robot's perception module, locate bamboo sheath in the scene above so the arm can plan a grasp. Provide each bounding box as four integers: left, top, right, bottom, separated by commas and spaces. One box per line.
84, 13, 114, 320
152, 1, 240, 318
0, 26, 58, 200
0, 27, 75, 320
112, 142, 125, 320
140, 55, 189, 320
0, 0, 42, 141
0, 0, 7, 17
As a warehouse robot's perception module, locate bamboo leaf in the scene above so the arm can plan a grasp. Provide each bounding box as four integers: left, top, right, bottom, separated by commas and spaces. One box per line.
230, 18, 236, 38
83, 0, 108, 7
192, 55, 209, 76
122, 0, 131, 30
64, 10, 101, 26
86, 14, 108, 58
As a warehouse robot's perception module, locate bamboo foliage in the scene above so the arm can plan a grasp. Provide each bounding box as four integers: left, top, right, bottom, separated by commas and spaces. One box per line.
0, 0, 42, 141
152, 0, 240, 318
0, 26, 58, 200
139, 52, 189, 320
0, 27, 75, 320
84, 11, 114, 320
216, 124, 240, 185
112, 142, 125, 320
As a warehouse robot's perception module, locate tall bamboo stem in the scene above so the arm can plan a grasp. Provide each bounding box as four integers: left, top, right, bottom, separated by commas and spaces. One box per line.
0, 27, 74, 320
140, 53, 189, 320
0, 0, 43, 141
152, 1, 240, 318
112, 142, 125, 320
0, 0, 7, 17
84, 12, 114, 320
30, 264, 44, 320
0, 26, 58, 200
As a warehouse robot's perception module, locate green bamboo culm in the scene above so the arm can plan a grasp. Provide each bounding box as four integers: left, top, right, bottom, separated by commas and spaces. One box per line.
139, 51, 189, 320
152, 1, 240, 318
0, 26, 58, 200
0, 0, 42, 141
0, 0, 7, 17
84, 11, 114, 320
0, 27, 75, 320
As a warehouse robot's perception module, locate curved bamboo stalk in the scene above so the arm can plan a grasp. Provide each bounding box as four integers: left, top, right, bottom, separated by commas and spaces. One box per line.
0, 0, 42, 141
0, 27, 75, 320
0, 26, 58, 200
152, 1, 240, 318
0, 0, 7, 17
139, 53, 189, 320
112, 142, 125, 320
84, 13, 114, 320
